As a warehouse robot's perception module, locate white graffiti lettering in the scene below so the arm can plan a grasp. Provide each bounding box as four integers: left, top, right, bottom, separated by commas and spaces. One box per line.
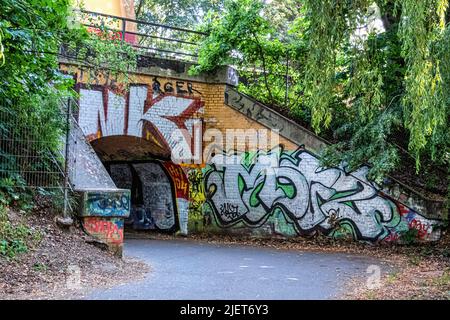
205, 146, 439, 242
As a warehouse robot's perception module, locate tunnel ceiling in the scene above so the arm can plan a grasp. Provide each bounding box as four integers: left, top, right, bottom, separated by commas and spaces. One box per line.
90, 135, 171, 162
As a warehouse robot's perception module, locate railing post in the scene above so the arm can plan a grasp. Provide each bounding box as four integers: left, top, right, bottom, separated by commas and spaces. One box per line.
63, 98, 71, 218
285, 51, 289, 108
121, 19, 126, 43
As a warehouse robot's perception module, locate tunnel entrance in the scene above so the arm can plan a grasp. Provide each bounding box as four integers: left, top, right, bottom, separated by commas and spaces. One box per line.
89, 135, 189, 234
105, 161, 179, 232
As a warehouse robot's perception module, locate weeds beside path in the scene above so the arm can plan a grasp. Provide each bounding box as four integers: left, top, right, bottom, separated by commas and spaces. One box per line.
0, 205, 149, 300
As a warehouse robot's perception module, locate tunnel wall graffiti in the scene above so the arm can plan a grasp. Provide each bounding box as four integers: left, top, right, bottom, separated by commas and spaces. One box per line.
107, 161, 190, 233
200, 146, 442, 243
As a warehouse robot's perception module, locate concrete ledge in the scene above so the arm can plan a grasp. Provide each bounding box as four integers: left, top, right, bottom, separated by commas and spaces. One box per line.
60, 56, 239, 86
77, 189, 131, 257
380, 180, 447, 221
224, 85, 328, 154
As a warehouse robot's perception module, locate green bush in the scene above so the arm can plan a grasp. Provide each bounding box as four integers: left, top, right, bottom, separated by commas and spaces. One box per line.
0, 205, 33, 259
0, 175, 33, 211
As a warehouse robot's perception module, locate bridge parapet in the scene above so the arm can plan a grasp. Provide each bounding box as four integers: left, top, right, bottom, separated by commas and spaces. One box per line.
75, 9, 207, 63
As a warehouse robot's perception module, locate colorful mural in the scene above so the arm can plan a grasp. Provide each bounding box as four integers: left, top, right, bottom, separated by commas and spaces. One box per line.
108, 162, 178, 232
202, 146, 442, 242
83, 191, 130, 217
78, 189, 130, 256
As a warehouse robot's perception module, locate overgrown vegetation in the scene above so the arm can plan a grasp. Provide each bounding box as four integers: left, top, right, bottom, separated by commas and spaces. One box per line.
190, 0, 449, 195
0, 0, 136, 259
0, 0, 136, 197
0, 205, 37, 259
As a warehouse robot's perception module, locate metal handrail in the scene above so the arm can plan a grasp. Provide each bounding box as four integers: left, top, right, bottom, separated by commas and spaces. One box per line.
83, 24, 198, 46
76, 9, 207, 62
78, 9, 208, 36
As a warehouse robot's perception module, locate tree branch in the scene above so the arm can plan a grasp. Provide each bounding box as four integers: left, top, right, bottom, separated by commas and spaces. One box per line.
252, 32, 275, 106
135, 0, 145, 19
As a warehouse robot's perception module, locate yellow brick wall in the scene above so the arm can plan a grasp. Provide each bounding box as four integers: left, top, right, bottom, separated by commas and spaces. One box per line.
202, 84, 297, 154
135, 76, 299, 155
63, 65, 298, 162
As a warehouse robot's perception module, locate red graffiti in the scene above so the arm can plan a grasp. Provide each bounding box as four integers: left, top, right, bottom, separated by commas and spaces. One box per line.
409, 218, 431, 239
163, 162, 189, 199
397, 203, 431, 240
398, 204, 410, 217
383, 232, 400, 243
83, 217, 124, 245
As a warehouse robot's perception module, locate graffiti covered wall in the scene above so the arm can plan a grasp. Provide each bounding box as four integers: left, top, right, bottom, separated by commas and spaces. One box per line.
77, 77, 204, 163
66, 59, 444, 243
162, 162, 190, 234
200, 146, 442, 243
108, 161, 183, 232
187, 168, 207, 232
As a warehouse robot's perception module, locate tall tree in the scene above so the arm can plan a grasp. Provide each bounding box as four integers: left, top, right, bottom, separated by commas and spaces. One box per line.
135, 0, 224, 27
193, 0, 449, 195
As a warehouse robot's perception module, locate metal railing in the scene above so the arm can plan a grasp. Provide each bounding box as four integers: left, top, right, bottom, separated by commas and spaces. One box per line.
0, 107, 64, 189
0, 98, 75, 216
76, 9, 207, 63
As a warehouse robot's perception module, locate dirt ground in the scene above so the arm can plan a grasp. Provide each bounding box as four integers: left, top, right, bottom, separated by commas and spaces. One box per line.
128, 230, 450, 300
0, 206, 149, 300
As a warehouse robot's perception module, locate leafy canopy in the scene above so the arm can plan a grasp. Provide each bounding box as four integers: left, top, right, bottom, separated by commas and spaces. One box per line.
0, 0, 136, 206
192, 0, 449, 188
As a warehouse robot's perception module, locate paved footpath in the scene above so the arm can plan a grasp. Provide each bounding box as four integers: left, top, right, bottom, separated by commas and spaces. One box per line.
87, 239, 392, 300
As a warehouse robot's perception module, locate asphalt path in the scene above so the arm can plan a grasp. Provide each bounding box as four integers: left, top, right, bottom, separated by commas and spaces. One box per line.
87, 239, 391, 300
